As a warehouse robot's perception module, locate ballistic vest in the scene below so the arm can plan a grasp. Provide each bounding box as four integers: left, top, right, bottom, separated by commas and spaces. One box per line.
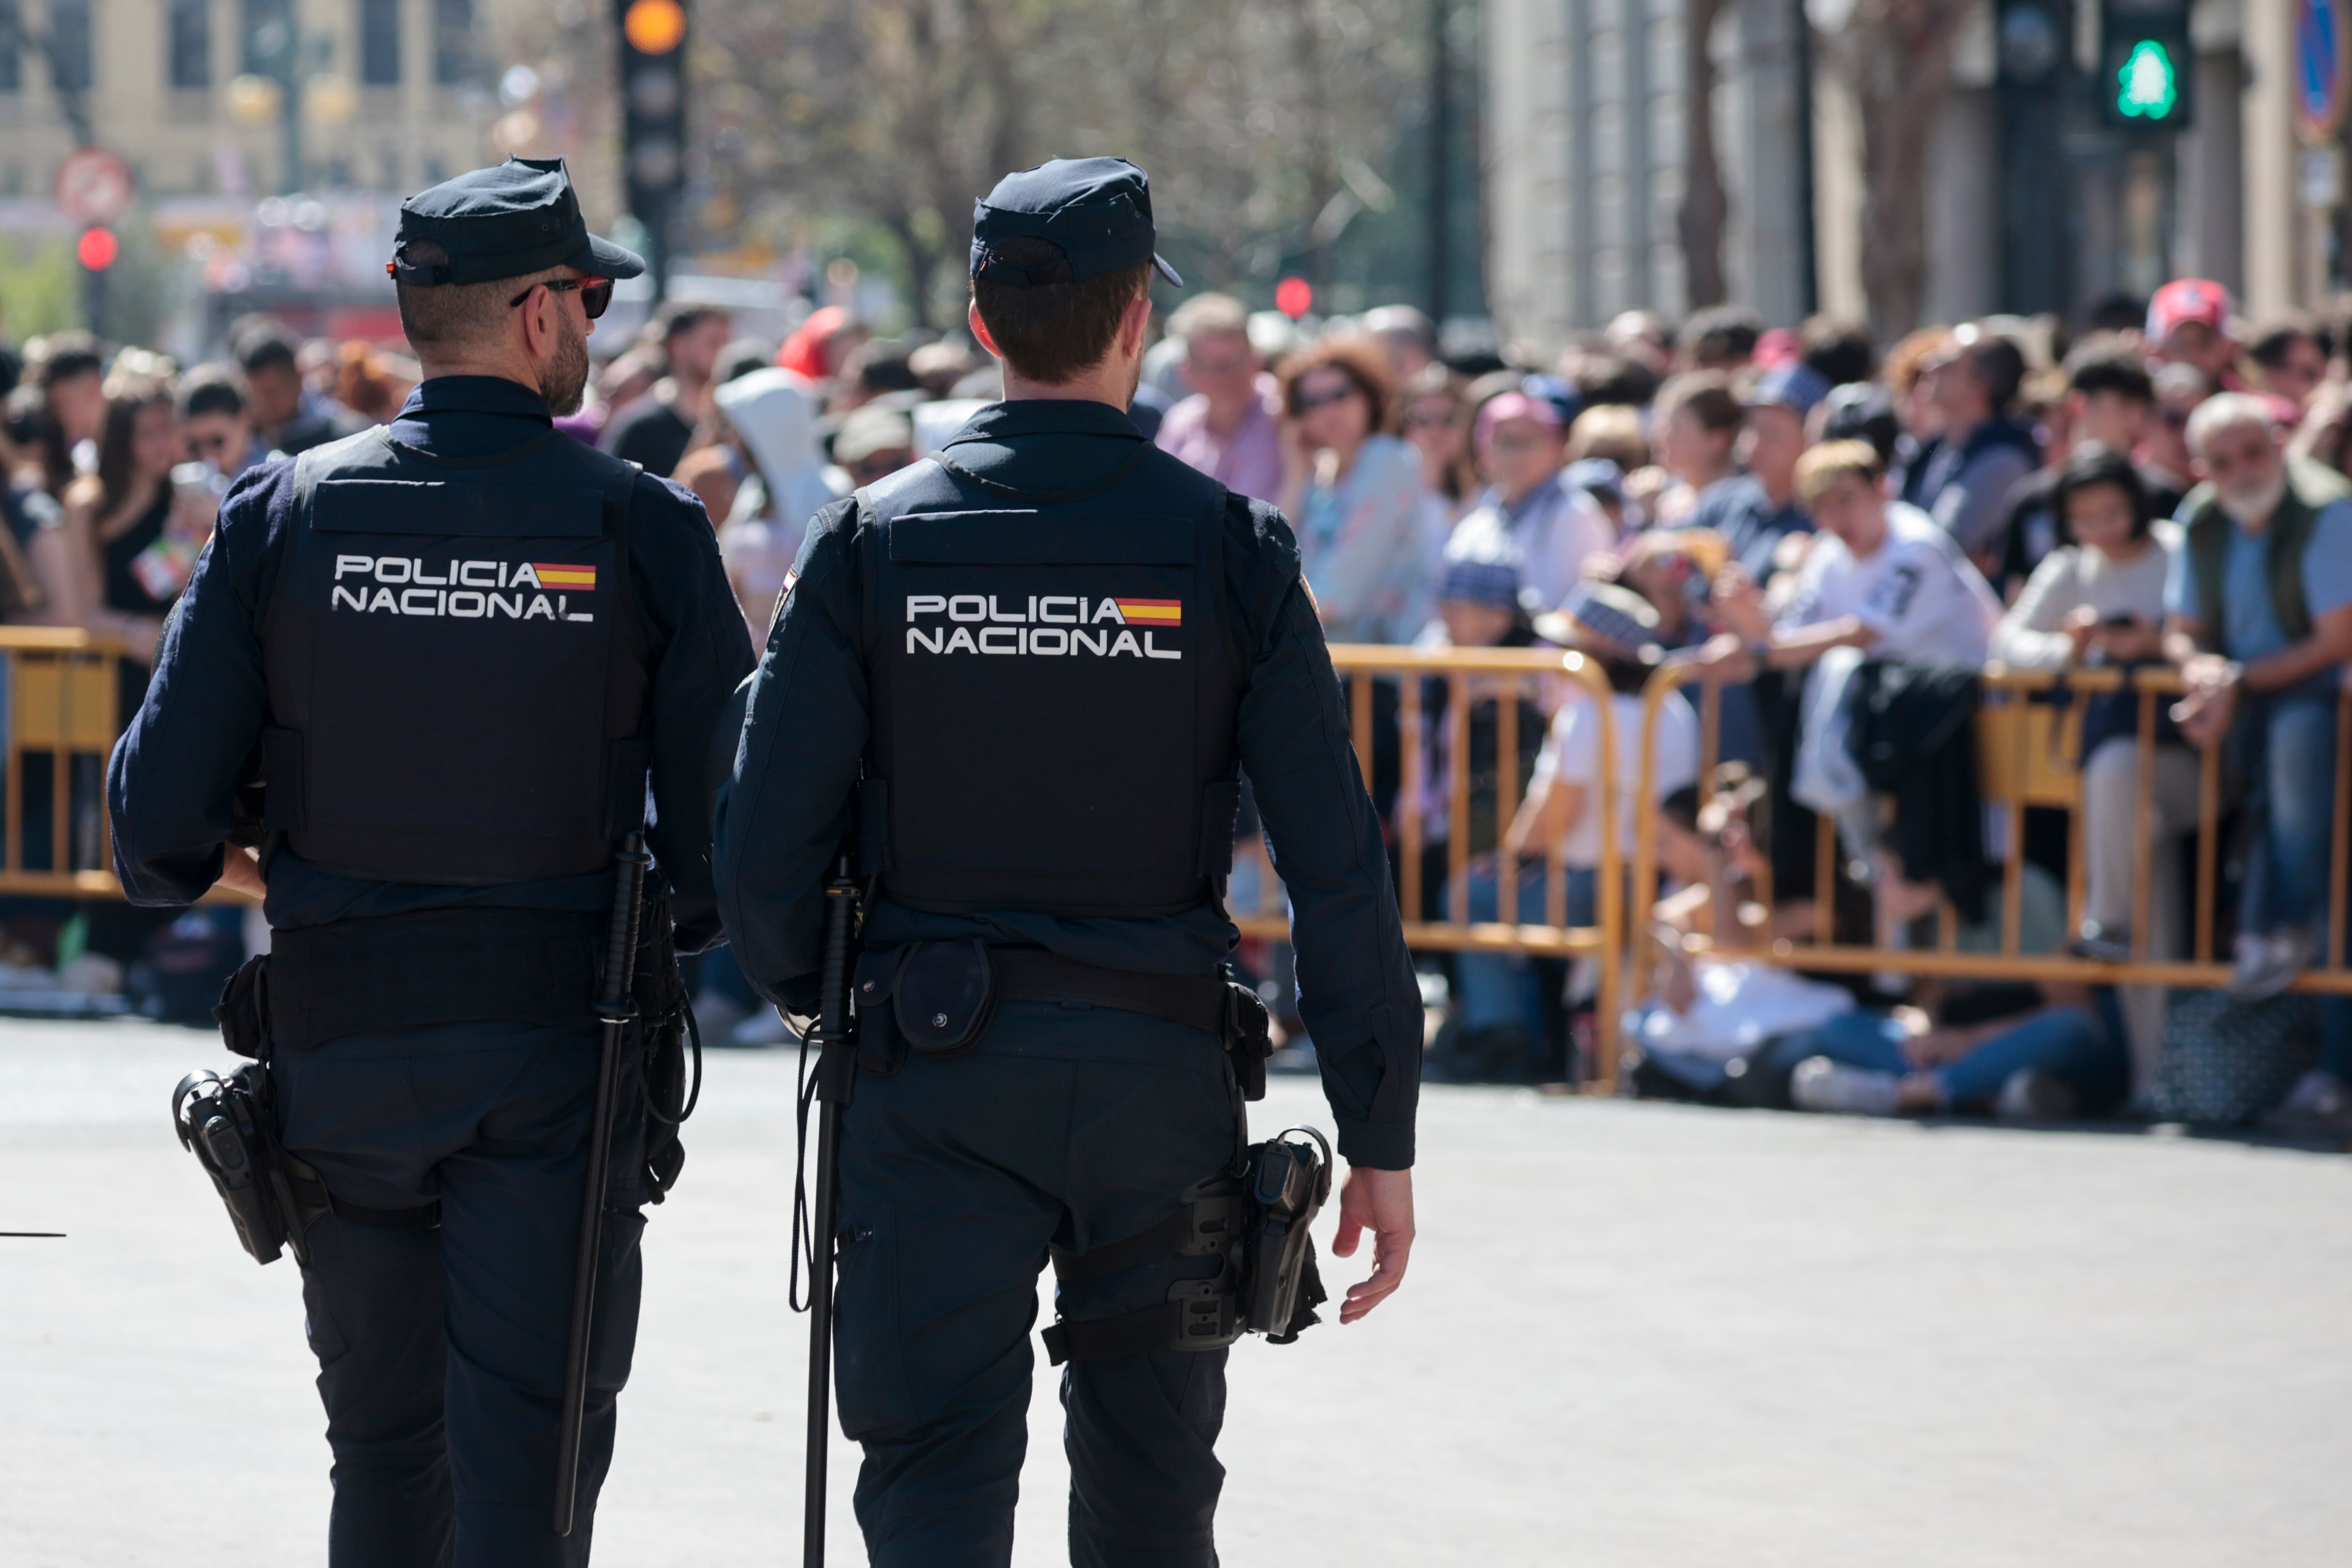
857, 439, 1246, 918
260, 426, 651, 884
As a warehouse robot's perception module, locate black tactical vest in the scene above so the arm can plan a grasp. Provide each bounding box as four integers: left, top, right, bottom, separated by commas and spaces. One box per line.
260, 426, 651, 884
858, 440, 1245, 918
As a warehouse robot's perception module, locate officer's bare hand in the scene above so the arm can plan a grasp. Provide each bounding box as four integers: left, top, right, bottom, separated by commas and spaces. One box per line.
216, 844, 266, 900
1330, 1165, 1413, 1324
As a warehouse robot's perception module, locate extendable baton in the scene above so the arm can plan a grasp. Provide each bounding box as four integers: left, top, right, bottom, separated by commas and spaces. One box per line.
803, 854, 861, 1567
553, 830, 649, 1536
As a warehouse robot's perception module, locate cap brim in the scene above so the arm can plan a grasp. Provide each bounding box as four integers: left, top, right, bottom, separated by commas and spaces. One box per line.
573, 231, 646, 281
1153, 253, 1183, 288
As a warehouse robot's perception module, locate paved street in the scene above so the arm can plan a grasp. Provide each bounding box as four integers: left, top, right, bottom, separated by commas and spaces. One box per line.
2, 1014, 2348, 1566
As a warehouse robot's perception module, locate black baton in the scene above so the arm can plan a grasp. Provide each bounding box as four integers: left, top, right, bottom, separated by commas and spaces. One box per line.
553, 830, 650, 1536
803, 855, 861, 1566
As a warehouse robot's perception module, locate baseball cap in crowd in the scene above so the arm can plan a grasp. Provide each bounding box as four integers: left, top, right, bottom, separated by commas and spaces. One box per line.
970, 158, 1183, 289
1520, 372, 1581, 428
2147, 278, 2233, 348
1744, 361, 1831, 418
389, 156, 644, 287
1475, 389, 1566, 449
1439, 555, 1523, 609
1818, 381, 1900, 465
1533, 582, 1664, 663
834, 403, 918, 468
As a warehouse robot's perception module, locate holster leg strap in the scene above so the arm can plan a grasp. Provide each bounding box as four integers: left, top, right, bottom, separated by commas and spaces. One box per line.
1041, 1281, 1237, 1365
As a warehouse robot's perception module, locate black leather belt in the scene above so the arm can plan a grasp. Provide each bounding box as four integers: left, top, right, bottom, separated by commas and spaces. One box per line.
266, 907, 605, 1051
988, 949, 1229, 1036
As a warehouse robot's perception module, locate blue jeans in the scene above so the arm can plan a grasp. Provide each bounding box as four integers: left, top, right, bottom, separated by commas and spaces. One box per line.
1804, 1005, 2130, 1113
1444, 861, 1594, 1040
2236, 697, 2352, 1079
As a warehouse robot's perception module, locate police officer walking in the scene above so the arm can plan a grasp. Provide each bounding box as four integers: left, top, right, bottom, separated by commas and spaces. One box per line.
109, 157, 754, 1565
716, 156, 1420, 1566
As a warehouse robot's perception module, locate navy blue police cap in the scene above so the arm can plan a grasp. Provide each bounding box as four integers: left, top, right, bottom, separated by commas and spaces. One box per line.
970, 157, 1183, 290
389, 156, 644, 287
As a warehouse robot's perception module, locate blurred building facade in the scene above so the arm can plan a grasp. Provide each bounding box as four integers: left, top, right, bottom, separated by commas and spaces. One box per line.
1489, 0, 2350, 345
0, 0, 510, 205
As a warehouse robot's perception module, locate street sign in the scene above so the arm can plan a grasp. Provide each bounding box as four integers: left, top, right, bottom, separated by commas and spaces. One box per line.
2296, 0, 2348, 142
52, 147, 133, 226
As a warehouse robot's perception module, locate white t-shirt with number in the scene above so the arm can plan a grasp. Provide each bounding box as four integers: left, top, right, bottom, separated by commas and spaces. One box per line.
1780, 501, 2001, 665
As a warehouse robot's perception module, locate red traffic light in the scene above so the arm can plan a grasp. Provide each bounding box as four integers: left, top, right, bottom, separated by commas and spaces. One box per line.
1275, 277, 1313, 320
76, 225, 118, 271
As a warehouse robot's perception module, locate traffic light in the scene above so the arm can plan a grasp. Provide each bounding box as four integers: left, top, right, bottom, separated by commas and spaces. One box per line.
2099, 0, 2193, 130
75, 225, 118, 271
616, 0, 686, 292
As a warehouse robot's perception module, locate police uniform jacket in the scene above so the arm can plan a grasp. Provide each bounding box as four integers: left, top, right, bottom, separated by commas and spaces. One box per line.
108, 376, 756, 948
715, 398, 1420, 1169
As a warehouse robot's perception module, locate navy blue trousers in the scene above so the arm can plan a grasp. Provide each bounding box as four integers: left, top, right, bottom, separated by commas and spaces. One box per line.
275, 1020, 646, 1568
834, 1001, 1239, 1568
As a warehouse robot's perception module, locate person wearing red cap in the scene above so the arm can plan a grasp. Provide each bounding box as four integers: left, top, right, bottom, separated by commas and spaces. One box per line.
2147, 279, 2245, 391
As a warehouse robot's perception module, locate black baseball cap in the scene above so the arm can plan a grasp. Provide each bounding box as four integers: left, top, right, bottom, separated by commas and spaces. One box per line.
970, 157, 1183, 290
389, 156, 644, 287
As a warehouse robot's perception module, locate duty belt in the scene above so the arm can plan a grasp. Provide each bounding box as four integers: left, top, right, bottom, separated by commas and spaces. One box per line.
266, 907, 607, 1051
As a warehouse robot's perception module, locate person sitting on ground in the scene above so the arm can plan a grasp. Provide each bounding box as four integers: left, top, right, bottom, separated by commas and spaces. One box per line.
1990, 445, 2190, 962
1635, 371, 1740, 528
1785, 989, 2129, 1122
1446, 385, 1615, 610
2162, 392, 2352, 1131
1681, 361, 1826, 583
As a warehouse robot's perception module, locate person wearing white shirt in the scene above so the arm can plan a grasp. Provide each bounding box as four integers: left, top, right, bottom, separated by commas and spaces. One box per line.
1705, 439, 2001, 672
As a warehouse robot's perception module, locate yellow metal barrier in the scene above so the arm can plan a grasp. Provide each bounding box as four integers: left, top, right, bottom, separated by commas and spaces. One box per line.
1630, 661, 2352, 1009
1228, 644, 1631, 1085
0, 628, 126, 897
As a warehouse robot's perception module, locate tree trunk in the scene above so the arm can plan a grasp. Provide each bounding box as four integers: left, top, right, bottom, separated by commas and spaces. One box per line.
1680, 0, 1729, 308
1827, 0, 1970, 337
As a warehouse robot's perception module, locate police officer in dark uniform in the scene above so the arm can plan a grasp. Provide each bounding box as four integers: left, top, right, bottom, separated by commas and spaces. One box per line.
715, 157, 1420, 1567
108, 158, 755, 1566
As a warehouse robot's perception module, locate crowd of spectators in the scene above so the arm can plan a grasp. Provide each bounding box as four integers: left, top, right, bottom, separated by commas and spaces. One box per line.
5, 274, 2348, 1134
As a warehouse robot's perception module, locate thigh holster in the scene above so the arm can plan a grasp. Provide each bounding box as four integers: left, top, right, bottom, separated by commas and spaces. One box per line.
1040, 1176, 1247, 1365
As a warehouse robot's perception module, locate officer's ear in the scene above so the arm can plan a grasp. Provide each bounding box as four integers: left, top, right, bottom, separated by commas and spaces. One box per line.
967, 300, 1004, 364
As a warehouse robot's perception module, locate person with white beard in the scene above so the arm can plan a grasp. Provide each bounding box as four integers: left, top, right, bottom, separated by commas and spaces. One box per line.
2164, 392, 2352, 1129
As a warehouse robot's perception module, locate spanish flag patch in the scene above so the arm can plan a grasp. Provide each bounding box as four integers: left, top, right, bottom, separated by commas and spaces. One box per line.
532, 563, 598, 590
1113, 597, 1181, 626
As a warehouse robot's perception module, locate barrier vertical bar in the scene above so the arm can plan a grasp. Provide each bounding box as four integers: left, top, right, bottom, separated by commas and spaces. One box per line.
2001, 695, 2026, 955
2195, 730, 2220, 964
1446, 673, 1471, 931
1398, 670, 1424, 924
2, 651, 17, 874
1813, 812, 1835, 946
2129, 686, 2158, 963
1350, 674, 1373, 782
1626, 666, 1674, 1064
1697, 676, 1720, 804
1496, 677, 1521, 864
2332, 689, 2351, 974
1588, 652, 1622, 1091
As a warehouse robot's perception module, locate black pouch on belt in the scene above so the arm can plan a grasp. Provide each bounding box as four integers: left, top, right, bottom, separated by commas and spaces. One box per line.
1223, 980, 1273, 1102
892, 939, 997, 1056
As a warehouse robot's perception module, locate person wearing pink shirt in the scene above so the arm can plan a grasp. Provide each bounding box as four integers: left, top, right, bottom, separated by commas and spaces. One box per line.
1153, 292, 1285, 501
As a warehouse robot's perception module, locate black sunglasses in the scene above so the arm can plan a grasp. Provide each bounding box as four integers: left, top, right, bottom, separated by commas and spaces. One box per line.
510, 275, 614, 320
1294, 381, 1362, 412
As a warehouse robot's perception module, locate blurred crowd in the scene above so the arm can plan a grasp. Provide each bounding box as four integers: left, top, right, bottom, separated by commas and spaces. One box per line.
4, 273, 2348, 1135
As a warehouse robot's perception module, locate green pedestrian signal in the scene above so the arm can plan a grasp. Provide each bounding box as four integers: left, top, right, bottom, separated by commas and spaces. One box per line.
2116, 39, 2180, 118
2098, 0, 2194, 132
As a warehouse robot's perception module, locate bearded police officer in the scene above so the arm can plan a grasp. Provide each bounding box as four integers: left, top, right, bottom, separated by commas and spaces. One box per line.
108, 157, 755, 1565
715, 156, 1420, 1566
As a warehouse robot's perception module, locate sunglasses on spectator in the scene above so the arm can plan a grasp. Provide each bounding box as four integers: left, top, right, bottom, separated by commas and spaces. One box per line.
1294, 381, 1362, 412
510, 275, 614, 320
1404, 403, 1457, 429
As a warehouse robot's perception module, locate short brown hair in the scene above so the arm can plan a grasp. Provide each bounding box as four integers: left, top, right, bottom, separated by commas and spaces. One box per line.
1276, 336, 1396, 433
397, 260, 564, 353
1653, 371, 1740, 435
1795, 439, 1886, 504
970, 237, 1152, 383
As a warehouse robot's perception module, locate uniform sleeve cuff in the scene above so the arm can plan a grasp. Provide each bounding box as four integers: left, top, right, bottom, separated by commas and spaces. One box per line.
1333, 1118, 1414, 1170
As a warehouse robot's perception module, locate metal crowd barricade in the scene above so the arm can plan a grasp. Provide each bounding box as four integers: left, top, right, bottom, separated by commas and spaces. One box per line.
1227, 644, 1631, 1084
1629, 661, 2352, 1009
0, 628, 126, 896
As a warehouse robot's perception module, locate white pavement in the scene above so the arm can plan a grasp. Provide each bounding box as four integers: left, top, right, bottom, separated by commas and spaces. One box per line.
2, 1015, 2349, 1566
